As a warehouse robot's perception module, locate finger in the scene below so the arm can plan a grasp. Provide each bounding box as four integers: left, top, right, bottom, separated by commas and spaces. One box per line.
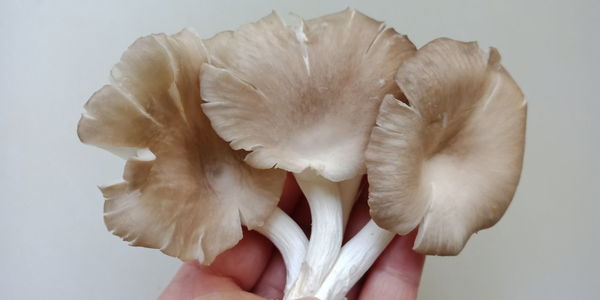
346, 275, 365, 300
209, 173, 303, 290
158, 261, 243, 300
358, 231, 425, 300
252, 252, 286, 299
208, 230, 273, 290
194, 291, 265, 300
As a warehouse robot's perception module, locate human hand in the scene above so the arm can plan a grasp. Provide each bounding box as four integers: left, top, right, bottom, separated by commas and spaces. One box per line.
158, 175, 425, 300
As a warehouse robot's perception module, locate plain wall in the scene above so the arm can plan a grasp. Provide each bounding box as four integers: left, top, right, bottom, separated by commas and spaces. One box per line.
1, 0, 598, 299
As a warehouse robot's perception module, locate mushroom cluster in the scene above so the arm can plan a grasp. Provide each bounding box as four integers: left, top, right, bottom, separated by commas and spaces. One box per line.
78, 8, 526, 300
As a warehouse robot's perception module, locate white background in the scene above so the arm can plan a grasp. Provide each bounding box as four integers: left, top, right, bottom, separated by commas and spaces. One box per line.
1, 0, 598, 299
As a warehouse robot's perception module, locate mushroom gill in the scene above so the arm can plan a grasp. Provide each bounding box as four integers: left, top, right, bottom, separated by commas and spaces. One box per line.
367, 38, 527, 255
77, 29, 287, 264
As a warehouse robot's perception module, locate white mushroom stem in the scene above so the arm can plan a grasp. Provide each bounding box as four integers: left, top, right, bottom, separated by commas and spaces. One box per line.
286, 173, 344, 299
255, 207, 308, 292
315, 220, 396, 300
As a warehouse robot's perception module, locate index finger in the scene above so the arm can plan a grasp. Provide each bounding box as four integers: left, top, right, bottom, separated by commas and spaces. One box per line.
358, 231, 425, 300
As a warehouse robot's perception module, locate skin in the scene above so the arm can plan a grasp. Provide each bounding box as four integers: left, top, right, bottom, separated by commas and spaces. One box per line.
159, 174, 425, 300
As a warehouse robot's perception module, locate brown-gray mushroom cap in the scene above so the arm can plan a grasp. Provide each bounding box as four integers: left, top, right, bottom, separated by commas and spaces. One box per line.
366, 38, 527, 255
77, 29, 286, 263
200, 8, 417, 182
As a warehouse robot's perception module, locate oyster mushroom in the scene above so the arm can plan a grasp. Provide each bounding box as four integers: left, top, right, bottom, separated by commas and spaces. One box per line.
77, 29, 308, 284
200, 9, 416, 297
316, 38, 527, 300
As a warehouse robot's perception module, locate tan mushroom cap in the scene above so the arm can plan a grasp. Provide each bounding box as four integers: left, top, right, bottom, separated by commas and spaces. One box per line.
200, 8, 416, 181
77, 29, 285, 263
366, 38, 527, 255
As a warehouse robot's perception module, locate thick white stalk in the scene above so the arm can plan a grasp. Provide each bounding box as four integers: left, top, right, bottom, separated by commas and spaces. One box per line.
339, 175, 363, 227
255, 207, 308, 292
286, 173, 344, 299
315, 220, 395, 300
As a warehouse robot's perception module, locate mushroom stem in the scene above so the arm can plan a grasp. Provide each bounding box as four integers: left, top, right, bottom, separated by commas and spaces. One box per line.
286, 173, 344, 299
315, 219, 395, 300
255, 207, 308, 292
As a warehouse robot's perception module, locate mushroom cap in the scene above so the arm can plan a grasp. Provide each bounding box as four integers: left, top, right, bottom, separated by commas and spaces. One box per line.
200, 8, 416, 181
366, 38, 527, 255
77, 29, 285, 263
